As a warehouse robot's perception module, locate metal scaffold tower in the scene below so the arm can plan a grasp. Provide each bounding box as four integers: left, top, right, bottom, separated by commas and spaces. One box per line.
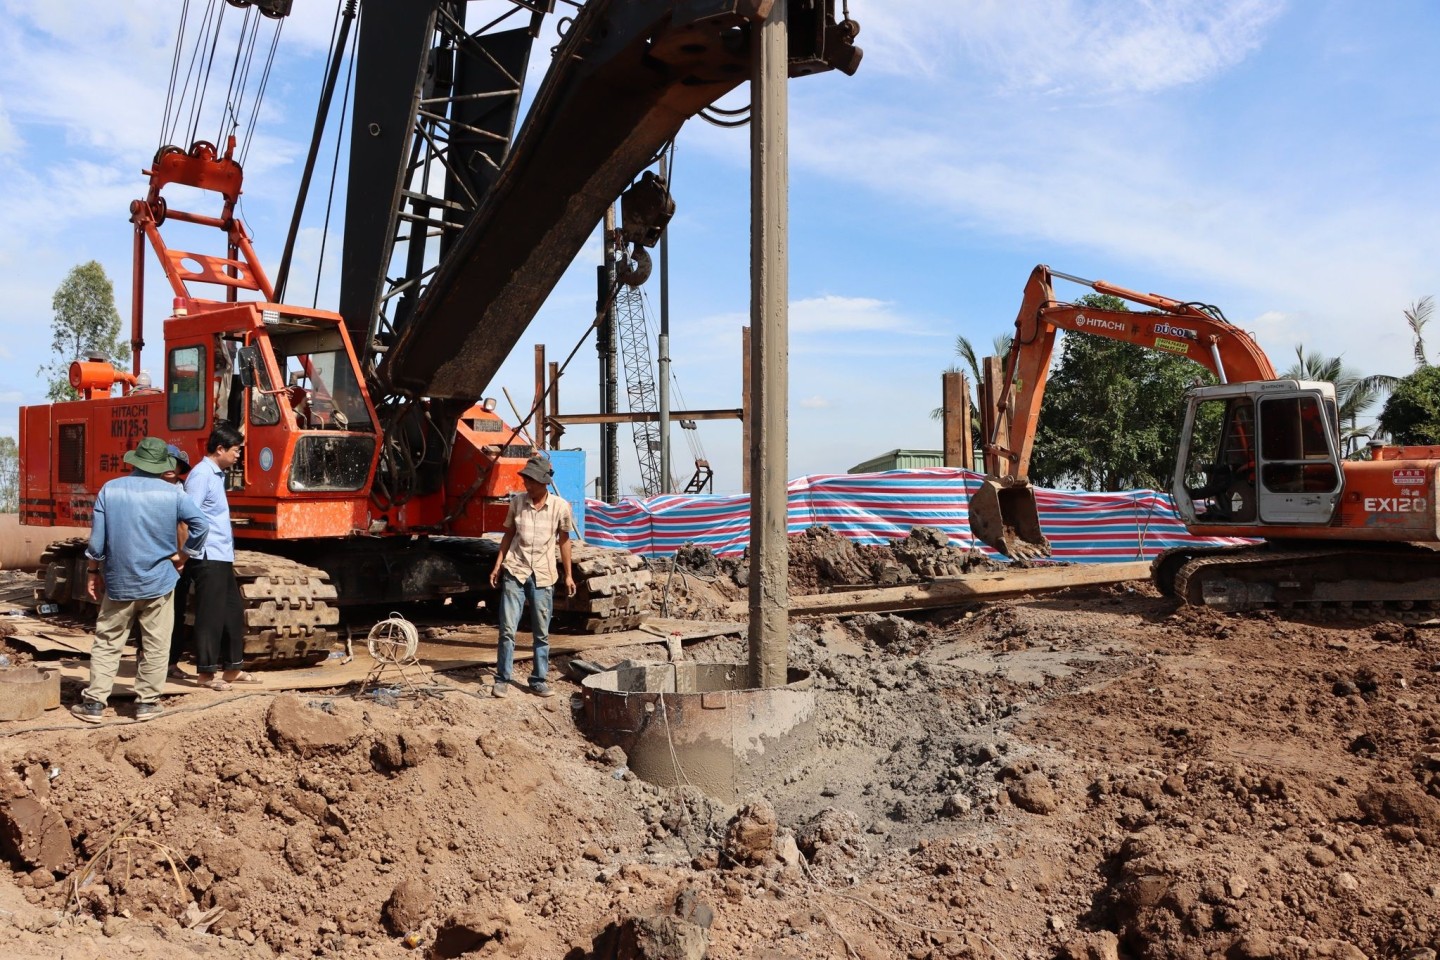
614, 284, 668, 496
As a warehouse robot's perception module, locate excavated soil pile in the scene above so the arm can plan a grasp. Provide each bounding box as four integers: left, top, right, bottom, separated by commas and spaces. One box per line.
1, 561, 1439, 958
655, 525, 999, 619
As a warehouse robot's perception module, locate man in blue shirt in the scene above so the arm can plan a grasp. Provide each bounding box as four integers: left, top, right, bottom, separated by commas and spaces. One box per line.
75, 436, 208, 723
184, 421, 259, 690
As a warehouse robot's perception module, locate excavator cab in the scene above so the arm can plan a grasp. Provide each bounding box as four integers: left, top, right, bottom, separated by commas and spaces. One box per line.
1174, 380, 1343, 527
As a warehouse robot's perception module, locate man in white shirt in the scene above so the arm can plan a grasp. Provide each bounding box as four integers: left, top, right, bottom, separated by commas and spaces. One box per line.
488, 455, 575, 698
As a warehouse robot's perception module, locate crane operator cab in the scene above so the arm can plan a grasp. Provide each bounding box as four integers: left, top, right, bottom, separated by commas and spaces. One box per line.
1173, 380, 1343, 528
234, 312, 378, 495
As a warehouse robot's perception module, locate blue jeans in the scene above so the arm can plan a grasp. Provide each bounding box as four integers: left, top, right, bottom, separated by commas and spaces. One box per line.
495, 571, 553, 687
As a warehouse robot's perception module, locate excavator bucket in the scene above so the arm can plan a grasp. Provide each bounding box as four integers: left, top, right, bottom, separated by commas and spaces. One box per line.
969, 477, 1052, 561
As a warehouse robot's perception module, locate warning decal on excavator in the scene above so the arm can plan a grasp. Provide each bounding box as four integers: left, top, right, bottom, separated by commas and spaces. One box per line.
1393, 469, 1426, 486
1154, 337, 1190, 355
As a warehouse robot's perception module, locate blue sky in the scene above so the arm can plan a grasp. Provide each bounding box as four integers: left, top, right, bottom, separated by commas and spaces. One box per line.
1, 0, 1437, 496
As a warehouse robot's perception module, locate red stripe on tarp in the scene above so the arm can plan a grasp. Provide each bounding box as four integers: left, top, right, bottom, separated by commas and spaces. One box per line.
583, 468, 1252, 561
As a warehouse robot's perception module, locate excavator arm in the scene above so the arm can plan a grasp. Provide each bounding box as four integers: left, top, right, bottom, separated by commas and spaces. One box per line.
990, 264, 1276, 478
971, 264, 1277, 559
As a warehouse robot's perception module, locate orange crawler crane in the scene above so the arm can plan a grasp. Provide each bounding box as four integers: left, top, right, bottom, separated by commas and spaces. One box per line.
19, 137, 618, 656
19, 0, 863, 656
971, 265, 1440, 616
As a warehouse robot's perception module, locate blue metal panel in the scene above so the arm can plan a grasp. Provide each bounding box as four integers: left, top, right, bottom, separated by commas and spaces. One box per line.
547, 449, 586, 540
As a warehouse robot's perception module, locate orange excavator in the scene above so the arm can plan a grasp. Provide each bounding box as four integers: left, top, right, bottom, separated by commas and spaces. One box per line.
972, 264, 1440, 616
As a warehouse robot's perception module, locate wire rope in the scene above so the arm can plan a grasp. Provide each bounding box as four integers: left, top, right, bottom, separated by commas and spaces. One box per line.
189, 0, 227, 145
167, 0, 219, 148
159, 0, 191, 150
239, 21, 283, 164
312, 20, 358, 309
213, 3, 254, 147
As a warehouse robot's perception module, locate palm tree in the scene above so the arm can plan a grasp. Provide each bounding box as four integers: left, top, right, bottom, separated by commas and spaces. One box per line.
930, 332, 1014, 422
1281, 346, 1397, 456
1405, 295, 1434, 369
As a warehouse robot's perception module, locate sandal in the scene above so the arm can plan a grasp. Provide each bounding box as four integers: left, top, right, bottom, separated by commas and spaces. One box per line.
167, 666, 187, 681
226, 671, 263, 685
201, 678, 232, 692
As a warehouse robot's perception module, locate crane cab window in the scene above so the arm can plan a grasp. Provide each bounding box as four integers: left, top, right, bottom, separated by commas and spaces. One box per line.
270, 328, 373, 432
167, 345, 206, 431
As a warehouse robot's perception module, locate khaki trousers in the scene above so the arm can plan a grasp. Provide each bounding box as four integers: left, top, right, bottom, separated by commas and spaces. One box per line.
84, 592, 175, 706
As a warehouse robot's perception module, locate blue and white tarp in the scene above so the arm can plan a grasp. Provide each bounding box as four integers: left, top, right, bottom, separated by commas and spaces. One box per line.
583, 467, 1251, 561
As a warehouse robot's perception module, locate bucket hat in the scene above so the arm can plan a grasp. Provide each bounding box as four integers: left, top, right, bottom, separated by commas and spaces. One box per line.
165, 443, 192, 477
123, 436, 177, 475
518, 455, 554, 485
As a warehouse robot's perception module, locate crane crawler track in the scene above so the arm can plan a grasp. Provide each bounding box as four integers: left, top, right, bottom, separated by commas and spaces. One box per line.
1161, 544, 1440, 622
34, 540, 339, 659
232, 551, 340, 659
34, 538, 92, 611
553, 542, 655, 633
431, 537, 654, 633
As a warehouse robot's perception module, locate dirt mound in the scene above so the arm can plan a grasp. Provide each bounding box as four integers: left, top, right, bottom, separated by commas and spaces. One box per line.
662, 524, 997, 608
2, 573, 1440, 958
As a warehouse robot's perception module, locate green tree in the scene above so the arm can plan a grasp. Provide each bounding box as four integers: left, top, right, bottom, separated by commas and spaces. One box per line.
1280, 346, 1395, 456
0, 436, 16, 513
39, 261, 128, 401
1377, 365, 1440, 445
1029, 294, 1216, 491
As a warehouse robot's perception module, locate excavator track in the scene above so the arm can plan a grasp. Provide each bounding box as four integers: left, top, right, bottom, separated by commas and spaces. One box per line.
34, 541, 339, 659
1150, 545, 1239, 599
1161, 543, 1440, 622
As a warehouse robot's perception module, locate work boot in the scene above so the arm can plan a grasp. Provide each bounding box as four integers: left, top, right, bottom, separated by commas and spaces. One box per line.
70, 700, 105, 724
134, 702, 166, 722
492, 681, 510, 699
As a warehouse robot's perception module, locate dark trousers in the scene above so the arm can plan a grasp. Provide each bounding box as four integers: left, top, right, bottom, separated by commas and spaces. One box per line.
169, 565, 194, 666
191, 559, 246, 673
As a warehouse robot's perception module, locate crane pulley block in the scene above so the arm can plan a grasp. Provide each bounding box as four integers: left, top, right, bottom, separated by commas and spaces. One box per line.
226, 0, 293, 19
620, 171, 675, 249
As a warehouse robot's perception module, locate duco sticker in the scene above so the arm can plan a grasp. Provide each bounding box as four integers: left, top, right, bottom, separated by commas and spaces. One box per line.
259, 447, 274, 471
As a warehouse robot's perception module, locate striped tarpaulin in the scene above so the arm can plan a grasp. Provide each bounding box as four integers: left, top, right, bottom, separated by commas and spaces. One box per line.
582, 468, 1253, 561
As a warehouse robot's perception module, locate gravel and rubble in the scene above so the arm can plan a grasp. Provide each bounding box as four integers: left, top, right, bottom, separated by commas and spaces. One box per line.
0, 528, 1438, 959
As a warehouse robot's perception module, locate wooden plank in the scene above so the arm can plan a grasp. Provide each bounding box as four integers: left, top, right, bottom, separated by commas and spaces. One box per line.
942, 370, 969, 469
981, 355, 1006, 475
723, 562, 1153, 617
25, 617, 745, 698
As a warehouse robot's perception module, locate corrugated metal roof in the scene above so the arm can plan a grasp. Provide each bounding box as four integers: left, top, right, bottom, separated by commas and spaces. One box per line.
847, 449, 945, 474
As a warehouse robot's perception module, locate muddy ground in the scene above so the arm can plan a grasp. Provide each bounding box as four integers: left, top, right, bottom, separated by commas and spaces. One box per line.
1, 527, 1438, 959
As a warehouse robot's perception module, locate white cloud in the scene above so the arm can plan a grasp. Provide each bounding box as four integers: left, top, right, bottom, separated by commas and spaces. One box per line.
0, 99, 16, 156
799, 395, 831, 409
854, 0, 1284, 96
791, 294, 918, 334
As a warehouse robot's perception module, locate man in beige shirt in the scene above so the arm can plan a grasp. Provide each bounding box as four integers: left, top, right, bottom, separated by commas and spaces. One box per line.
489, 455, 575, 697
